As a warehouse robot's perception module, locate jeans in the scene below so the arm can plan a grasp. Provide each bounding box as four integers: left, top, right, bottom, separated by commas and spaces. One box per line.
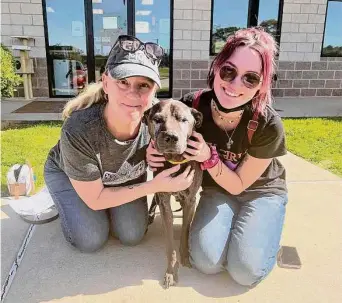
44, 159, 148, 253
189, 187, 288, 287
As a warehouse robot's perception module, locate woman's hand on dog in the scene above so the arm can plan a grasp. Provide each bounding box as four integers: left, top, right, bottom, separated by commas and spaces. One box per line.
152, 165, 195, 192
184, 131, 211, 163
146, 140, 165, 171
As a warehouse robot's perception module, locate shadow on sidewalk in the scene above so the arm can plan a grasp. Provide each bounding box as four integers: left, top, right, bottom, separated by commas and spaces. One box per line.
4, 216, 250, 302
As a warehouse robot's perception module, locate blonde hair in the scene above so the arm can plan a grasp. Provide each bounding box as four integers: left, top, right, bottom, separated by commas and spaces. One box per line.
62, 82, 107, 120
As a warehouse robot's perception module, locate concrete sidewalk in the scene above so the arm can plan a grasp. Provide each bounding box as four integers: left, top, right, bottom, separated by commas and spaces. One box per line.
1, 153, 341, 303
1, 97, 342, 122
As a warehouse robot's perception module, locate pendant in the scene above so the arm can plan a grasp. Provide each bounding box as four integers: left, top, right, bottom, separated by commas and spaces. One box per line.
226, 139, 233, 150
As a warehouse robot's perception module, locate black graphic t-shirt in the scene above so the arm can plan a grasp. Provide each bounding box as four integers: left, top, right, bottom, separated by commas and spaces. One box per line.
47, 102, 150, 187
180, 89, 287, 201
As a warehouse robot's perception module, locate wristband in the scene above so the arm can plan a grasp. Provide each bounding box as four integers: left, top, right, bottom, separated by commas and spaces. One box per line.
200, 145, 220, 171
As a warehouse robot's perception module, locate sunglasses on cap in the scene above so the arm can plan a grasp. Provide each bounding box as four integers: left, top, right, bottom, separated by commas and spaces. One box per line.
219, 64, 262, 89
116, 35, 164, 64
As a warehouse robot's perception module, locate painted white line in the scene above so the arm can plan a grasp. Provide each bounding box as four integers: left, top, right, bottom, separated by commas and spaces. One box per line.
1, 224, 36, 302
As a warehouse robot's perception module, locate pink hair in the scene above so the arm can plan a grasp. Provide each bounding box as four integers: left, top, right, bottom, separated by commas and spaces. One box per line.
207, 27, 278, 116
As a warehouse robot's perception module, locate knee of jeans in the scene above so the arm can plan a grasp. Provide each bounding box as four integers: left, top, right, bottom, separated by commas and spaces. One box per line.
117, 227, 146, 246
71, 229, 108, 253
226, 252, 270, 287
189, 235, 223, 275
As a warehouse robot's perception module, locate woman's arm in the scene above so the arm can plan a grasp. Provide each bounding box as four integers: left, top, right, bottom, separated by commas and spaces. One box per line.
70, 164, 195, 210
206, 154, 272, 195
182, 131, 273, 195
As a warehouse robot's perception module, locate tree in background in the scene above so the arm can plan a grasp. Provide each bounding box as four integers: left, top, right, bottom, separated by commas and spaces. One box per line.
322, 45, 342, 57
0, 44, 22, 98
212, 26, 241, 53
259, 19, 278, 37
211, 19, 279, 54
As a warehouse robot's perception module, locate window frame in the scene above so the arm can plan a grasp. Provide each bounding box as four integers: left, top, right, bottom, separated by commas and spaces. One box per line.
209, 0, 284, 56
42, 0, 173, 98
321, 0, 342, 57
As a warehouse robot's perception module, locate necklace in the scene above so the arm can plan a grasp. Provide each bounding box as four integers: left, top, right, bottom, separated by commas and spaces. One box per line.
211, 100, 244, 150
211, 100, 243, 124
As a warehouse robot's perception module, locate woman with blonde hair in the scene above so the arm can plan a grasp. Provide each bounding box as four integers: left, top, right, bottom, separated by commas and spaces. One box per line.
147, 27, 288, 287
44, 36, 195, 252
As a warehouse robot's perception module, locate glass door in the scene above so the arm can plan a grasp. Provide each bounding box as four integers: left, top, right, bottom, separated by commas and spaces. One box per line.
45, 0, 88, 96
44, 0, 172, 97
92, 0, 128, 82
135, 0, 171, 97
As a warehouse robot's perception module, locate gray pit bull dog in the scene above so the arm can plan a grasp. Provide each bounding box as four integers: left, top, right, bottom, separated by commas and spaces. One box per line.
143, 99, 203, 288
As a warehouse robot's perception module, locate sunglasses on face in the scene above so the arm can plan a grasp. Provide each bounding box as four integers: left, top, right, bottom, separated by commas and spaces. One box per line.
116, 35, 164, 64
219, 65, 262, 89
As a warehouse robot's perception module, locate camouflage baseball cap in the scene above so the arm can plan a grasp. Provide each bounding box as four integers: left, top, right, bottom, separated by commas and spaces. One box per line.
105, 42, 161, 88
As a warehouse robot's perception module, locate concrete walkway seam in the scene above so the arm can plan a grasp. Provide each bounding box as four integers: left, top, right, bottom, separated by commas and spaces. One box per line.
1, 224, 36, 302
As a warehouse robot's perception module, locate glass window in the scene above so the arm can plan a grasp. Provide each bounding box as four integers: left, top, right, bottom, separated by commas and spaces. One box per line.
92, 0, 128, 81
258, 0, 281, 42
211, 0, 282, 54
45, 0, 88, 96
322, 1, 342, 57
135, 0, 171, 97
211, 0, 249, 54
44, 0, 172, 97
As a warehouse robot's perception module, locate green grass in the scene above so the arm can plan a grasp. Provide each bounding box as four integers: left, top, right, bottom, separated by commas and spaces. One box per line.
283, 117, 342, 177
157, 87, 170, 94
1, 122, 63, 195
1, 118, 341, 195
159, 67, 169, 79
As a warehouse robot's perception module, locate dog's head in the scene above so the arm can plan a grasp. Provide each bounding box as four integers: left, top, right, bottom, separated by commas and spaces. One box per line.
143, 99, 203, 162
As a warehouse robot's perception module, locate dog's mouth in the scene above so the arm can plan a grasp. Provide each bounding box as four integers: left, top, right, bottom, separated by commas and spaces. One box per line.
163, 153, 186, 163
154, 138, 189, 163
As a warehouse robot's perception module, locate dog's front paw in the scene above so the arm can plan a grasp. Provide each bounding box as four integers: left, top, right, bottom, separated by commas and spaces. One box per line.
164, 272, 176, 288
163, 261, 179, 289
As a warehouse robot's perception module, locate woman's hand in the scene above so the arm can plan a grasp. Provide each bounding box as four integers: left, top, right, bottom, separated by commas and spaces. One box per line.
146, 140, 166, 171
151, 165, 195, 192
183, 131, 211, 163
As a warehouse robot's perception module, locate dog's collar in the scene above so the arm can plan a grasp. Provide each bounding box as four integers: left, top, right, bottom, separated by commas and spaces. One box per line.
167, 159, 190, 165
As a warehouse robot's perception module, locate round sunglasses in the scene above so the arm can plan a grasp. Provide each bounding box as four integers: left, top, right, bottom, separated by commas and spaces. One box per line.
219, 65, 262, 89
117, 35, 164, 64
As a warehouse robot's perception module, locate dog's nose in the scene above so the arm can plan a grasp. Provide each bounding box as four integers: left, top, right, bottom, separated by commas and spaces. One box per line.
164, 133, 179, 144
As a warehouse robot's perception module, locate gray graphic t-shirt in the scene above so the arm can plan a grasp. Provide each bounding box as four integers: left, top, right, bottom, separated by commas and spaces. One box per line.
47, 102, 150, 186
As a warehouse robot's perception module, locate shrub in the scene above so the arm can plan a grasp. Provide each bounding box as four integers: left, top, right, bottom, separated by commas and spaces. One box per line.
1, 44, 22, 98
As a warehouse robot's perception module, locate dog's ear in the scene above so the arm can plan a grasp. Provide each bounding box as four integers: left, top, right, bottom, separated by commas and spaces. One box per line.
142, 108, 151, 125
191, 108, 203, 128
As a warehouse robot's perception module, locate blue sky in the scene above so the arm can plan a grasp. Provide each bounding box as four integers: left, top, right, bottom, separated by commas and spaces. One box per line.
323, 1, 342, 47
213, 0, 280, 28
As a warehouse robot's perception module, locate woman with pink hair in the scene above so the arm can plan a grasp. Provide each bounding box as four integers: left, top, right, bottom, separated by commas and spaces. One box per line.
147, 27, 287, 287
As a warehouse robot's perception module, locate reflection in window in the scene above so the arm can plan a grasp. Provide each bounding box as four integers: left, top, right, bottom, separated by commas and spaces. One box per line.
211, 0, 282, 54
212, 0, 249, 54
45, 0, 88, 96
92, 0, 127, 81
322, 1, 342, 57
135, 0, 171, 97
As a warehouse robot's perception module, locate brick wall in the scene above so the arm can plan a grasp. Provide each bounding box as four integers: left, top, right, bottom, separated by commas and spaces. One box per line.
279, 0, 327, 61
273, 59, 342, 97
172, 0, 342, 98
1, 0, 49, 97
172, 0, 212, 98
275, 0, 342, 97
